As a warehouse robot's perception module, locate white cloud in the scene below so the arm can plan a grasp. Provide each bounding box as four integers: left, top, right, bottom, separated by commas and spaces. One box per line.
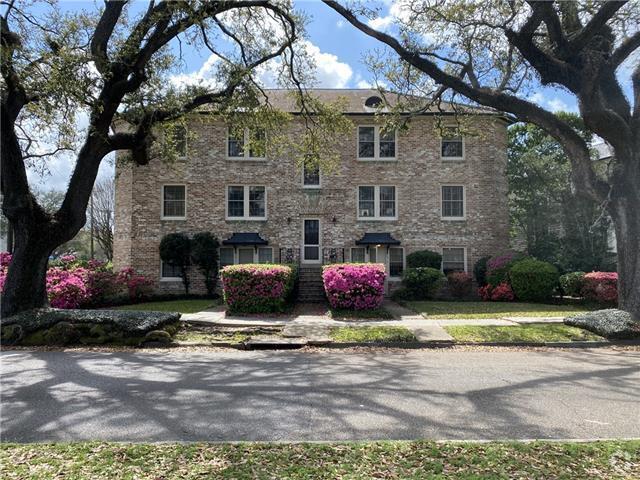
336, 19, 345, 28
547, 98, 570, 112
170, 54, 221, 89
367, 15, 393, 31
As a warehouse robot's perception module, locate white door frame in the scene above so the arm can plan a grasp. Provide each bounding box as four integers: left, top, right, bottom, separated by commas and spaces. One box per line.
302, 218, 321, 264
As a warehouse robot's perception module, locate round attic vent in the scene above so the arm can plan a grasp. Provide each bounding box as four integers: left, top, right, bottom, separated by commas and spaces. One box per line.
364, 95, 383, 108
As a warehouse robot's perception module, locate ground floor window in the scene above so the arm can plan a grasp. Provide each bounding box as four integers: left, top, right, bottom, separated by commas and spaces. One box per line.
442, 247, 466, 274
350, 247, 366, 263
258, 247, 273, 263
389, 247, 404, 277
219, 247, 234, 268
160, 260, 182, 280
219, 246, 274, 267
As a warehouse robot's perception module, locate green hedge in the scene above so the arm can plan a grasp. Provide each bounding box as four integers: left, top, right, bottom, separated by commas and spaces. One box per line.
401, 267, 446, 300
509, 258, 559, 302
559, 271, 586, 297
406, 250, 442, 269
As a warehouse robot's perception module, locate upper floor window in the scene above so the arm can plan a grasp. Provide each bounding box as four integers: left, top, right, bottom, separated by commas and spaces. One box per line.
442, 247, 466, 273
358, 186, 397, 220
227, 185, 266, 220
227, 127, 266, 159
441, 128, 464, 160
162, 185, 186, 219
302, 161, 320, 188
358, 126, 396, 160
441, 185, 465, 219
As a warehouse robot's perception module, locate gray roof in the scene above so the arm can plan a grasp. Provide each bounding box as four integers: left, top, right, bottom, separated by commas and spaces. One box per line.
222, 233, 268, 246
355, 232, 401, 245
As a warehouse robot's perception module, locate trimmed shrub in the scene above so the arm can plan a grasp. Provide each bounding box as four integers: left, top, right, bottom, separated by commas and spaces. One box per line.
473, 256, 491, 286
479, 282, 515, 302
447, 271, 473, 299
190, 232, 219, 296
559, 271, 586, 297
116, 267, 154, 302
221, 264, 297, 313
509, 258, 559, 302
401, 267, 445, 300
406, 250, 442, 269
159, 233, 191, 294
322, 263, 386, 310
582, 272, 618, 305
486, 251, 527, 286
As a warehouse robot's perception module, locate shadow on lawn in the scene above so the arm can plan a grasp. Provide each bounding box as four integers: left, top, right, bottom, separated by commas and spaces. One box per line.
1, 348, 639, 442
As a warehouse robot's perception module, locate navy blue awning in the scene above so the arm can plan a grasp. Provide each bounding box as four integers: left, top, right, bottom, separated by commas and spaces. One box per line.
355, 233, 400, 245
222, 233, 268, 246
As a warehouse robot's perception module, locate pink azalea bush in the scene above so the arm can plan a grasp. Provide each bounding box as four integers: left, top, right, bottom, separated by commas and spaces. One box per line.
0, 251, 153, 309
221, 264, 296, 313
322, 263, 386, 310
582, 272, 618, 304
478, 282, 515, 302
486, 251, 526, 286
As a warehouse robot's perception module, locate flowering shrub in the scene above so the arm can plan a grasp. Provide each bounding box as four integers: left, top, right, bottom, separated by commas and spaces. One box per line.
447, 271, 473, 299
582, 272, 618, 304
221, 264, 297, 313
0, 251, 153, 308
559, 271, 586, 297
486, 251, 526, 286
478, 282, 515, 302
322, 263, 386, 310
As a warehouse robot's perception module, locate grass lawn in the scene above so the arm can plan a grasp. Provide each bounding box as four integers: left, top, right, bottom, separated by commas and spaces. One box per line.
409, 301, 594, 320
446, 323, 605, 343
328, 307, 395, 320
330, 326, 417, 343
113, 298, 216, 314
2, 440, 638, 479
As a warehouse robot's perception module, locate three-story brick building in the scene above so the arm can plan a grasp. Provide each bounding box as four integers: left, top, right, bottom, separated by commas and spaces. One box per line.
114, 89, 509, 295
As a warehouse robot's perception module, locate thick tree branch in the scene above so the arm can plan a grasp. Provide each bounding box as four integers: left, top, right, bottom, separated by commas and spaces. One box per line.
568, 0, 626, 51
90, 0, 127, 74
611, 30, 640, 67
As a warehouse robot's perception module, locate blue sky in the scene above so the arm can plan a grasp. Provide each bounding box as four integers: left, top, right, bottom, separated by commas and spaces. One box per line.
26, 0, 614, 192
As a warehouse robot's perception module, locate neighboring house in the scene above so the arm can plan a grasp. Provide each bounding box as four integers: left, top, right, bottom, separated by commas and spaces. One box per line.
113, 89, 510, 295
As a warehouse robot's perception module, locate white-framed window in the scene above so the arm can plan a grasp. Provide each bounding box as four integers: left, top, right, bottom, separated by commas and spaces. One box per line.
441, 185, 465, 220
219, 247, 235, 268
442, 247, 467, 273
161, 184, 186, 220
160, 260, 182, 281
226, 185, 266, 220
441, 128, 464, 160
258, 247, 273, 263
302, 161, 321, 188
350, 247, 366, 263
358, 126, 397, 160
389, 247, 404, 277
227, 127, 266, 159
358, 186, 397, 220
238, 247, 254, 264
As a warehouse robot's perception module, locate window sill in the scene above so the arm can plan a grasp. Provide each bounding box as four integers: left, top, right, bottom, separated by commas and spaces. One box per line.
160, 277, 182, 282
302, 185, 322, 189
225, 217, 267, 222
161, 216, 186, 221
441, 217, 467, 222
357, 158, 397, 162
441, 157, 465, 162
357, 217, 398, 222
226, 157, 267, 162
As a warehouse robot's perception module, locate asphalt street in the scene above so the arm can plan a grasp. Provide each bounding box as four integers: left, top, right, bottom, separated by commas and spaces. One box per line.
1, 348, 639, 442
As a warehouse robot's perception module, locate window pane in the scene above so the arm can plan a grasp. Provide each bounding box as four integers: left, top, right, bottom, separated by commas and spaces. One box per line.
389, 247, 404, 277
369, 247, 376, 263
304, 219, 319, 245
249, 186, 265, 217
161, 261, 182, 278
163, 186, 185, 217
359, 186, 375, 218
304, 246, 320, 260
170, 126, 187, 156
219, 248, 234, 268
358, 127, 375, 157
351, 247, 365, 263
442, 248, 465, 273
248, 129, 266, 158
379, 186, 396, 217
227, 186, 244, 217
238, 248, 254, 264
379, 130, 395, 158
442, 138, 463, 158
303, 162, 320, 186
228, 128, 244, 157
258, 247, 272, 263
442, 186, 464, 217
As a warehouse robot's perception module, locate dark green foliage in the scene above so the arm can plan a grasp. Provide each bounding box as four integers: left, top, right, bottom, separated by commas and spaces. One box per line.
508, 114, 615, 272
559, 271, 586, 297
473, 256, 491, 286
406, 250, 442, 269
190, 232, 219, 296
159, 233, 191, 295
509, 258, 559, 302
401, 267, 446, 300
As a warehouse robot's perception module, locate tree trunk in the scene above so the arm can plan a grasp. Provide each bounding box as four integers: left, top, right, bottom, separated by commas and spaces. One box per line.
1, 224, 54, 317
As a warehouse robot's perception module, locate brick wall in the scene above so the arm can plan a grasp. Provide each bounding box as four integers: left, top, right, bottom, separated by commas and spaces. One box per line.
113, 114, 509, 294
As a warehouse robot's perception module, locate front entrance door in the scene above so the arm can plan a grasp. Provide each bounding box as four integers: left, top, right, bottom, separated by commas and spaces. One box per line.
302, 219, 321, 263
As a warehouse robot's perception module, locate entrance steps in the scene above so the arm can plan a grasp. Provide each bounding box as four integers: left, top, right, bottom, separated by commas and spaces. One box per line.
297, 265, 325, 303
